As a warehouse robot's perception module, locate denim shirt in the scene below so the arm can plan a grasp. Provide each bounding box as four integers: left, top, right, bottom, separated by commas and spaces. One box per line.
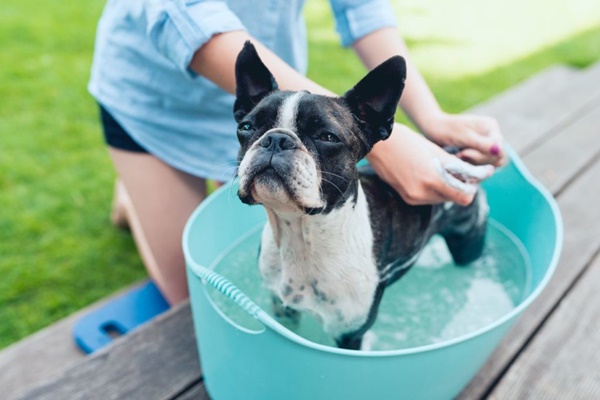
89, 0, 397, 181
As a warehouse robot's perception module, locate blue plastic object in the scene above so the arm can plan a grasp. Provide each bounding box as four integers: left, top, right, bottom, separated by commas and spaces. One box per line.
183, 148, 562, 400
72, 280, 169, 353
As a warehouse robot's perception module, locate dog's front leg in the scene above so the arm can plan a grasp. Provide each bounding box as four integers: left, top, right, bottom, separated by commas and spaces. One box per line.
257, 224, 303, 328
271, 295, 301, 329
336, 333, 363, 350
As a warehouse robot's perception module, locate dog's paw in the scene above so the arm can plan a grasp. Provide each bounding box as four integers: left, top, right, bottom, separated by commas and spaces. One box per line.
360, 331, 377, 351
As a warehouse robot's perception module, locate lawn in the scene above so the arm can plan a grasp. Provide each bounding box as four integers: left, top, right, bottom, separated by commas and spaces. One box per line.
1, 0, 599, 349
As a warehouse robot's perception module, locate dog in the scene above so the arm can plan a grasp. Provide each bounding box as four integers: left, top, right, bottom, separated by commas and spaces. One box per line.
234, 41, 490, 350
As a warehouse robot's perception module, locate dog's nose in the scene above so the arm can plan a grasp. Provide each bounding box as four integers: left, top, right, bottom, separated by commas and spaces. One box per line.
259, 132, 296, 152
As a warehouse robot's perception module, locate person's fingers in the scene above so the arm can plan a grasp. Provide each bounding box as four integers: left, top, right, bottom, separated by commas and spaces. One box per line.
429, 157, 496, 206
442, 158, 495, 183
402, 193, 448, 206
452, 129, 500, 158
400, 186, 448, 206
433, 158, 476, 199
457, 148, 507, 167
471, 116, 502, 140
431, 178, 476, 206
469, 117, 506, 160
456, 148, 488, 165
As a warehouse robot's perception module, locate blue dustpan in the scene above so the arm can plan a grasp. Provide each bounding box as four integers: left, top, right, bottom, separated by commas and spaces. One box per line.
183, 148, 562, 400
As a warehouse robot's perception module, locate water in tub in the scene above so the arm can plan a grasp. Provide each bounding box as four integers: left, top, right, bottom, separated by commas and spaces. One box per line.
207, 220, 531, 351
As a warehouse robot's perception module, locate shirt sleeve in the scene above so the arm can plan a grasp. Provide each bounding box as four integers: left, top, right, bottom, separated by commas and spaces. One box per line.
145, 0, 246, 76
328, 0, 398, 47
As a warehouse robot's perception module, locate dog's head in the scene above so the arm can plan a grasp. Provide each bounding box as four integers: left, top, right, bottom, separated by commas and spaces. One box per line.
234, 41, 406, 215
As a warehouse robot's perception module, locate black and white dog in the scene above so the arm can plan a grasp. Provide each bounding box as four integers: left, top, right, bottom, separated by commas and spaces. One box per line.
234, 42, 490, 350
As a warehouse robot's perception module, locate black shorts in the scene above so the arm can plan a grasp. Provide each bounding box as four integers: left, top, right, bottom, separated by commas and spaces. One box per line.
99, 105, 148, 153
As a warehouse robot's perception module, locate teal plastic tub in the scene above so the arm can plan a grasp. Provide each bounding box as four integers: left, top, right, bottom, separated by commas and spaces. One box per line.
183, 149, 562, 400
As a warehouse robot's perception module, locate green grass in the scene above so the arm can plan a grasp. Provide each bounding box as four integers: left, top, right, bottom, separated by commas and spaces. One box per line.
1, 0, 599, 349
0, 0, 146, 348
305, 0, 600, 112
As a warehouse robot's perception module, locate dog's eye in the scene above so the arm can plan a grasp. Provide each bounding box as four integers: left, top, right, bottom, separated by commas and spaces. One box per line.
316, 132, 340, 143
238, 122, 253, 132
237, 122, 254, 143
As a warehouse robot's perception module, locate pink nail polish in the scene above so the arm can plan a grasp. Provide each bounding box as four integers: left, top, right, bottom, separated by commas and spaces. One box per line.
490, 144, 500, 156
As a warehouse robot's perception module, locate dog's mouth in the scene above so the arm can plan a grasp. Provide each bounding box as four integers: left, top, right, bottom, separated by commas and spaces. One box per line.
239, 162, 298, 208
238, 154, 325, 214
245, 165, 287, 201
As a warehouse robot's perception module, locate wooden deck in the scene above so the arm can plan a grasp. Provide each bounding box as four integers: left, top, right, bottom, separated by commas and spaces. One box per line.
13, 62, 600, 399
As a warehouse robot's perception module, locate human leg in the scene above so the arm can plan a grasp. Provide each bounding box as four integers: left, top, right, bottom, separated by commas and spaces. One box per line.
108, 147, 207, 305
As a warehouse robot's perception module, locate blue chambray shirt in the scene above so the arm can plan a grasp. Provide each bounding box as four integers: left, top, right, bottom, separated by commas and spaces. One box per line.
89, 0, 398, 181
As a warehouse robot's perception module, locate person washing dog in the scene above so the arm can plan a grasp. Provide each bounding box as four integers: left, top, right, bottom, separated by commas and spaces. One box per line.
89, 0, 507, 305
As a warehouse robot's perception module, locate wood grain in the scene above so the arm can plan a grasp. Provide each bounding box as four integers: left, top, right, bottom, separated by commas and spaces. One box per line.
173, 381, 211, 400
19, 303, 200, 400
459, 156, 600, 399
471, 64, 600, 154
489, 252, 600, 400
523, 101, 600, 195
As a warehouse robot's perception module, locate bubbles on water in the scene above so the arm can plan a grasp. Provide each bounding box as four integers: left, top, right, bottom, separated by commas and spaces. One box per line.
437, 278, 514, 341
208, 220, 531, 351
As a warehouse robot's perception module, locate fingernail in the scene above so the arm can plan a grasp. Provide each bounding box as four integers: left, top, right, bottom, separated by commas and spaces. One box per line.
490, 144, 500, 156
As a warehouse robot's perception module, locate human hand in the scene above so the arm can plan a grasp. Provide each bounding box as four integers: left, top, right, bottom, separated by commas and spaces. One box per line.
418, 112, 507, 167
366, 124, 495, 206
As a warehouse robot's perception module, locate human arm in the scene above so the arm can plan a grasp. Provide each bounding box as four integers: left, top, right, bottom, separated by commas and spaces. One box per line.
145, 0, 332, 96
368, 124, 493, 206
189, 31, 333, 95
352, 27, 507, 167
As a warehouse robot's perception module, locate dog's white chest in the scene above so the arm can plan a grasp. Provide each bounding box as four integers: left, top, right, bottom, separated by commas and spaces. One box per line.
259, 186, 379, 338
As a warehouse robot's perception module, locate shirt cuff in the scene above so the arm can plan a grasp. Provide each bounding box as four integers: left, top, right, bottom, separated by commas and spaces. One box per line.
146, 0, 246, 77
331, 0, 399, 47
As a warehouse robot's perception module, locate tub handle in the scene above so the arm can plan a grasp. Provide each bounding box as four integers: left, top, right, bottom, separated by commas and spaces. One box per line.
189, 263, 263, 319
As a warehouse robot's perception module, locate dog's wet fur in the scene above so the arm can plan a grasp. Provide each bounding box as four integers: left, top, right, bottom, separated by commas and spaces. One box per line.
233, 42, 488, 350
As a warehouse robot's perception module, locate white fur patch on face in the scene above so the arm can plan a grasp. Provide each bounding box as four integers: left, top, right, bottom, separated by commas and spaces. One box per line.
276, 91, 305, 131
237, 145, 260, 196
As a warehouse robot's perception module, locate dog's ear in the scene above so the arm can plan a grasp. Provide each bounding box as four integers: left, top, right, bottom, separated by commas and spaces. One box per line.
233, 41, 279, 122
343, 56, 406, 149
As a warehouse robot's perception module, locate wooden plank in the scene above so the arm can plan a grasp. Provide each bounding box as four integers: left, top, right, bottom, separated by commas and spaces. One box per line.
459, 156, 600, 399
173, 381, 211, 400
470, 63, 600, 153
489, 251, 600, 400
1, 312, 86, 400
18, 302, 200, 400
0, 280, 150, 400
523, 100, 600, 195
459, 65, 600, 397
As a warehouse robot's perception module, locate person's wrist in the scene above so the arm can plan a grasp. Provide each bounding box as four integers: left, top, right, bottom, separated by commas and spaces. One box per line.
409, 109, 447, 140
415, 109, 458, 145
